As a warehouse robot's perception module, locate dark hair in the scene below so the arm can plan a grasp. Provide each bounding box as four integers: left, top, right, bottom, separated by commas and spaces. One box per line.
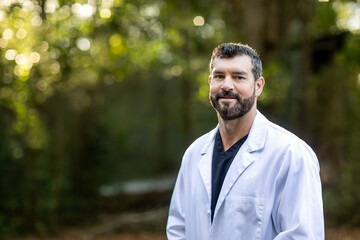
209, 43, 262, 80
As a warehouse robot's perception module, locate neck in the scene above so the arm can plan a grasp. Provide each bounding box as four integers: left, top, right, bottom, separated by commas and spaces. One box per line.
218, 108, 256, 151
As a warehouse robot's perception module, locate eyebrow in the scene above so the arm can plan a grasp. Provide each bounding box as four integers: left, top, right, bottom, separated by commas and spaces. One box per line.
213, 70, 248, 75
232, 71, 248, 75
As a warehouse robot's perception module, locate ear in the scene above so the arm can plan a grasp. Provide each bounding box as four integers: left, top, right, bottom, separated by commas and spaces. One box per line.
208, 76, 212, 85
255, 77, 265, 97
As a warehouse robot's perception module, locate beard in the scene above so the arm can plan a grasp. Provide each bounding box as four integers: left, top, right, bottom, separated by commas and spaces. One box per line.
210, 89, 255, 121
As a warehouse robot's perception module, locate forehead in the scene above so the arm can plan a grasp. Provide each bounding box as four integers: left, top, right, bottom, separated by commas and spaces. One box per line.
212, 55, 252, 73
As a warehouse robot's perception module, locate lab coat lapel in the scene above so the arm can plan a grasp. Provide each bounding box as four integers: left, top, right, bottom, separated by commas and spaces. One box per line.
198, 126, 218, 202
214, 111, 269, 218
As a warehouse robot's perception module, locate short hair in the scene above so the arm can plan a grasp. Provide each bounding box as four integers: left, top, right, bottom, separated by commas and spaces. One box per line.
209, 43, 262, 80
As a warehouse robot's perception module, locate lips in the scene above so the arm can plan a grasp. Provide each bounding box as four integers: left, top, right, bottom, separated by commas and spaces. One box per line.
216, 91, 240, 101
221, 96, 236, 99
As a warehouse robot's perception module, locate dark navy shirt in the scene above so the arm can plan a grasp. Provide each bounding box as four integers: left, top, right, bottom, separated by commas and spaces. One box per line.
211, 130, 248, 222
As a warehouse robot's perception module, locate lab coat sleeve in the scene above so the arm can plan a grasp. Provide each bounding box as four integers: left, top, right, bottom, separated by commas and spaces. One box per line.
272, 144, 324, 240
167, 164, 186, 240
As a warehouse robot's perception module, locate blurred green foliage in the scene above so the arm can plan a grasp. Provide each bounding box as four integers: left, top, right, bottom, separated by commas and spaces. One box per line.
0, 0, 359, 236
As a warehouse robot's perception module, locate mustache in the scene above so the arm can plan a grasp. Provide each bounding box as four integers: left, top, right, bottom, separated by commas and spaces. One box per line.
215, 91, 240, 100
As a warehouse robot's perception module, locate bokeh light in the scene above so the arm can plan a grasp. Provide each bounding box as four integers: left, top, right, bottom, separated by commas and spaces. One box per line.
170, 65, 182, 76
36, 80, 48, 91
0, 10, 4, 21
30, 52, 41, 63
31, 15, 42, 26
334, 1, 360, 32
3, 29, 13, 40
140, 6, 160, 17
109, 34, 123, 55
100, 8, 112, 18
109, 34, 122, 47
5, 49, 17, 60
76, 38, 91, 51
50, 61, 61, 74
39, 41, 49, 52
72, 3, 96, 19
13, 65, 31, 79
16, 28, 27, 39
22, 0, 35, 12
193, 16, 205, 26
1, 0, 13, 8
45, 0, 58, 13
15, 54, 27, 65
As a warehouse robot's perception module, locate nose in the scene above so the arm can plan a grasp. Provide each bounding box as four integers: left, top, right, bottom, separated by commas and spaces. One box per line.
221, 75, 234, 91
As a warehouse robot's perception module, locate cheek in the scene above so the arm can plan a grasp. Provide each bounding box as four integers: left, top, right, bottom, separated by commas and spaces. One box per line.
235, 84, 253, 94
209, 83, 220, 93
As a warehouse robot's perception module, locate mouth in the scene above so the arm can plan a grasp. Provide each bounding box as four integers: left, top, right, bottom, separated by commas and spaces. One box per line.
216, 91, 239, 99
218, 97, 237, 104
221, 96, 236, 99
218, 94, 238, 101
213, 91, 240, 104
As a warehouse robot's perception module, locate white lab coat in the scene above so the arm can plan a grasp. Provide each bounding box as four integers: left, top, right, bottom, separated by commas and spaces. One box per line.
167, 111, 324, 240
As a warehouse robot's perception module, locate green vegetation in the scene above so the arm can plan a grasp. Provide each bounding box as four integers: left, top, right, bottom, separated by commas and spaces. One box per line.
0, 0, 359, 236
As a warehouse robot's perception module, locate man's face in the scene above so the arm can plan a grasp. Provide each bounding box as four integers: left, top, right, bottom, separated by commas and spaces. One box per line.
209, 55, 259, 121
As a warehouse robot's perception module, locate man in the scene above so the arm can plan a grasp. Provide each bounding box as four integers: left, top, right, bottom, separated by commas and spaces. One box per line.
166, 43, 324, 239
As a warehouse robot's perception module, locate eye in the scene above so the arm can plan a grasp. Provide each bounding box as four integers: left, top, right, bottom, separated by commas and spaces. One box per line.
235, 75, 245, 80
214, 74, 224, 79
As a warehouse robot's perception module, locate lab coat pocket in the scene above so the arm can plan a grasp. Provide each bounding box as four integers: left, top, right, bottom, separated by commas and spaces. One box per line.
223, 196, 264, 240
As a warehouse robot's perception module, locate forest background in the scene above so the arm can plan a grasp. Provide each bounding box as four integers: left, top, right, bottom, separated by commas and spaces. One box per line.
0, 0, 359, 238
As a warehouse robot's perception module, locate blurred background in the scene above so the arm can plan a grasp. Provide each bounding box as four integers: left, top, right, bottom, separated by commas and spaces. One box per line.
0, 0, 359, 239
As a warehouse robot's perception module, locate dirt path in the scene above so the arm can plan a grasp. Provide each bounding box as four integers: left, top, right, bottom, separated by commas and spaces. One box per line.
22, 228, 360, 240
325, 227, 360, 240
19, 207, 360, 240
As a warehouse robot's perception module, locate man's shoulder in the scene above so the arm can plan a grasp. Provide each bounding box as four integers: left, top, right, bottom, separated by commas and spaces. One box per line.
267, 121, 301, 142
255, 112, 308, 147
265, 119, 317, 159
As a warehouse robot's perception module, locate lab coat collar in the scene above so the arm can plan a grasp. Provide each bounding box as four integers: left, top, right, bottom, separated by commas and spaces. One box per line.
245, 110, 269, 152
200, 110, 269, 154
198, 126, 218, 202
200, 126, 219, 155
